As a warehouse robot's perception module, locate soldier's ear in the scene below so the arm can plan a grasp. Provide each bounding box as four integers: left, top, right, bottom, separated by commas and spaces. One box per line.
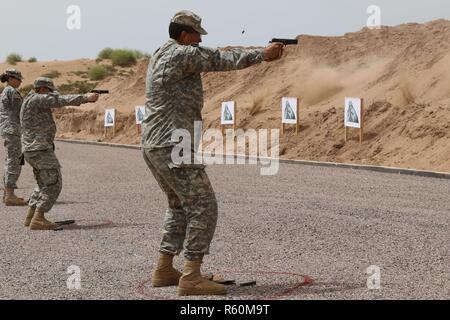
178, 31, 185, 43
179, 31, 190, 45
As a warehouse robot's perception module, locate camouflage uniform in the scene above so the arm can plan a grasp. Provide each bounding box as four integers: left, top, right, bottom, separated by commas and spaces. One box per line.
21, 79, 89, 212
0, 84, 23, 189
142, 33, 264, 261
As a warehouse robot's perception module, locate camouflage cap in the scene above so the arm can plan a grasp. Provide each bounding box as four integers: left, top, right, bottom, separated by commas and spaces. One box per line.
171, 10, 208, 35
4, 69, 23, 80
34, 77, 55, 91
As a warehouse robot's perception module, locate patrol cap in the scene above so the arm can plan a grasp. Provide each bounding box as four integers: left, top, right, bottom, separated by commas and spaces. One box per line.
34, 77, 55, 91
171, 10, 208, 35
4, 69, 23, 80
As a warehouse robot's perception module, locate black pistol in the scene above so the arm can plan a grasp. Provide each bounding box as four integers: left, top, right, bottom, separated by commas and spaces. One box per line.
270, 38, 298, 45
90, 90, 110, 94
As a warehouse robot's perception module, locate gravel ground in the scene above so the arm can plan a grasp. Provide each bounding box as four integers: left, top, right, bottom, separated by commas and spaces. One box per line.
0, 141, 448, 300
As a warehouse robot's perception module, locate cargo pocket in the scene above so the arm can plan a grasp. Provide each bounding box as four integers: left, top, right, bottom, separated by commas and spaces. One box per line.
170, 165, 214, 197
39, 169, 59, 186
188, 220, 208, 231
167, 165, 201, 196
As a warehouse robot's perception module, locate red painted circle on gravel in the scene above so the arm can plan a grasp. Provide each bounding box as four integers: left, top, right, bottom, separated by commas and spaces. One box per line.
136, 270, 314, 300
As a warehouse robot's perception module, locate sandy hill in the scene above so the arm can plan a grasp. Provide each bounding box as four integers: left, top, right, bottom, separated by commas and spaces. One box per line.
0, 59, 97, 87
4, 19, 450, 172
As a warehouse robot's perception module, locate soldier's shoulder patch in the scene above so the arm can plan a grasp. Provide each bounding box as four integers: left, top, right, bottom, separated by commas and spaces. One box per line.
2, 86, 14, 95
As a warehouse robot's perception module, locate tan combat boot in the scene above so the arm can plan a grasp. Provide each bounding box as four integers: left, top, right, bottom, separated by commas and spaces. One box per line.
3, 188, 25, 202
152, 253, 182, 287
24, 207, 36, 227
29, 209, 59, 230
4, 188, 27, 206
177, 260, 227, 296
3, 187, 25, 200
151, 253, 219, 287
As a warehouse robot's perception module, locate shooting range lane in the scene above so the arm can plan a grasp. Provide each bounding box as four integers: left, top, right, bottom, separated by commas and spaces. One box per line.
0, 142, 448, 299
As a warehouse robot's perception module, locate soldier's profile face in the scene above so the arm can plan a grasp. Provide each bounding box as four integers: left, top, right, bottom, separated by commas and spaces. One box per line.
9, 77, 22, 88
180, 31, 202, 45
38, 87, 52, 94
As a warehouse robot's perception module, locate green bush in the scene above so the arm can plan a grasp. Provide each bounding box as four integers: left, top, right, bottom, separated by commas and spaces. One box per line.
19, 85, 34, 96
0, 85, 4, 94
133, 50, 145, 59
97, 48, 147, 65
58, 81, 97, 95
104, 65, 117, 74
41, 70, 61, 79
70, 70, 88, 77
110, 49, 137, 67
118, 71, 129, 77
98, 47, 113, 60
88, 65, 108, 81
6, 53, 22, 65
28, 57, 37, 63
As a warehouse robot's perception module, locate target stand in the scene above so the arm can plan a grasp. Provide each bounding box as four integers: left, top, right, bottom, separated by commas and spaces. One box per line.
344, 98, 364, 144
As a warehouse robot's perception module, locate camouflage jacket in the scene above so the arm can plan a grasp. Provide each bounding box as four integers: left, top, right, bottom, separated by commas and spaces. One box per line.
20, 91, 88, 152
141, 39, 265, 150
0, 85, 23, 137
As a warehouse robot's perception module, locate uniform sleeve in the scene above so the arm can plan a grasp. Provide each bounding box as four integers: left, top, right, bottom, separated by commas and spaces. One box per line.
181, 46, 265, 74
0, 87, 13, 109
35, 93, 89, 109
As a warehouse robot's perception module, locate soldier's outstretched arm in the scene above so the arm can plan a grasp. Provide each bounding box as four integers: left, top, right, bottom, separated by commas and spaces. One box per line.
182, 46, 263, 74
182, 42, 284, 74
35, 93, 99, 109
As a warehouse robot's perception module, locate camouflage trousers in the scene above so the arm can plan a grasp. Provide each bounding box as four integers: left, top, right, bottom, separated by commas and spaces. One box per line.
2, 134, 22, 189
143, 147, 218, 261
24, 150, 62, 213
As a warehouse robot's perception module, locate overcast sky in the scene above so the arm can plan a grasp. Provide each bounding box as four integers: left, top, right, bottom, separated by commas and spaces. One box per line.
1, 0, 449, 61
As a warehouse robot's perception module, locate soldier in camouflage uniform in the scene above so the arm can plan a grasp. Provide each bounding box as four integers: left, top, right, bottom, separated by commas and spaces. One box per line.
0, 69, 27, 206
142, 10, 284, 296
21, 77, 99, 230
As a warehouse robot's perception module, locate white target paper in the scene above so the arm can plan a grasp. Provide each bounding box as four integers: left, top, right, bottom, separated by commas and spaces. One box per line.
135, 106, 146, 125
104, 108, 116, 127
282, 97, 298, 124
221, 101, 235, 125
344, 98, 361, 129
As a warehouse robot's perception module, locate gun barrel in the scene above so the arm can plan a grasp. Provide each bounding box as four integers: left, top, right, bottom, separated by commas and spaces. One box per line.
91, 90, 110, 94
270, 38, 298, 45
